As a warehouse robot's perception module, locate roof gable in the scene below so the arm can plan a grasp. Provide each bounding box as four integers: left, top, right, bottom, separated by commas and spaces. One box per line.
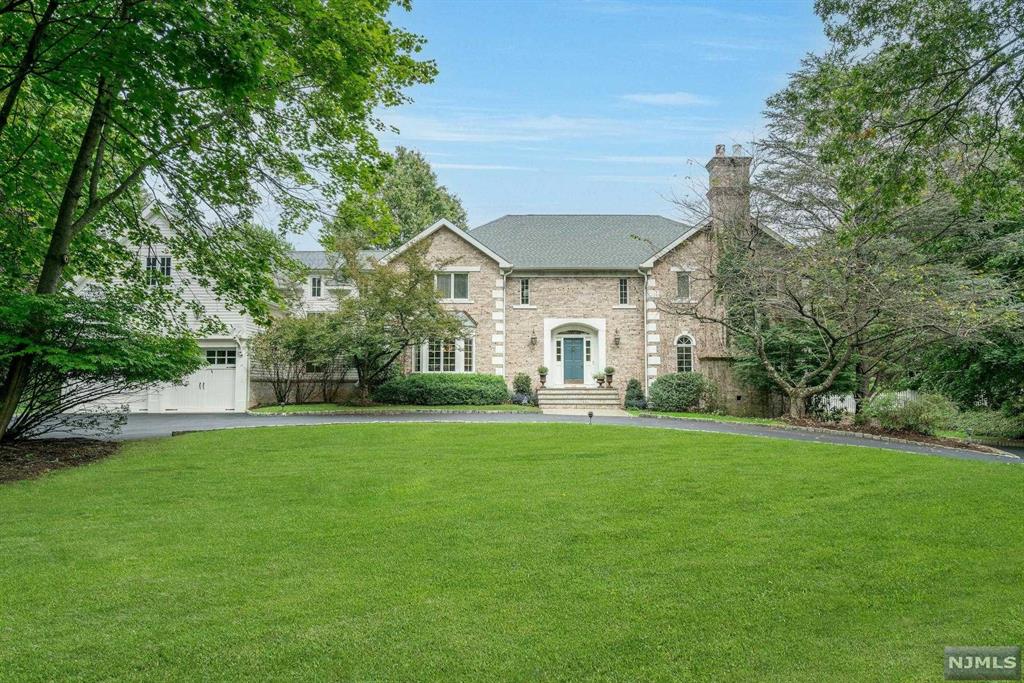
381, 219, 511, 267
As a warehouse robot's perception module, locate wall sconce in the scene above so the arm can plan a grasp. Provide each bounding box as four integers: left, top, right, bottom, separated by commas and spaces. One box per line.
529, 330, 537, 347
613, 329, 621, 347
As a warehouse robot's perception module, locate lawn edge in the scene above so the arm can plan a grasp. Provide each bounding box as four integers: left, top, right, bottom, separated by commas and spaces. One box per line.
246, 407, 541, 417
632, 412, 1017, 457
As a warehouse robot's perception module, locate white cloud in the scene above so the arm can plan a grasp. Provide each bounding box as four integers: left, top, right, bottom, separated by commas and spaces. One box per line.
433, 163, 537, 171
576, 155, 699, 165
621, 91, 717, 106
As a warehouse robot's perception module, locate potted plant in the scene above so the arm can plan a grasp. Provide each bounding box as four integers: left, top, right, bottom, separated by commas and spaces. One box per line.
604, 366, 615, 387
594, 372, 606, 388
537, 366, 548, 387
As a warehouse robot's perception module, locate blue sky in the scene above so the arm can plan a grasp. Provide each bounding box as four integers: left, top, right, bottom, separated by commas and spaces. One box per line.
294, 0, 828, 248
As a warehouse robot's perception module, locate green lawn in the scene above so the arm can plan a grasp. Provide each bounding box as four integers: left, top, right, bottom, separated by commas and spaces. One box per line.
629, 408, 785, 426
251, 402, 540, 414
1, 424, 1021, 681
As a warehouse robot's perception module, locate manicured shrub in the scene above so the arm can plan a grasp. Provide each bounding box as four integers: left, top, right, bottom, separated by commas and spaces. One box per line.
956, 410, 1024, 440
647, 372, 717, 412
512, 372, 532, 395
862, 392, 957, 435
373, 373, 510, 405
624, 378, 646, 410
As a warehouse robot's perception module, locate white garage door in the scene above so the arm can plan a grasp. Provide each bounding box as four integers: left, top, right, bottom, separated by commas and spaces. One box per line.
159, 347, 237, 412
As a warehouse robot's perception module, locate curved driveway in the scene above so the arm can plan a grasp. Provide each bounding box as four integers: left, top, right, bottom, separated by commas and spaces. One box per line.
71, 411, 1022, 464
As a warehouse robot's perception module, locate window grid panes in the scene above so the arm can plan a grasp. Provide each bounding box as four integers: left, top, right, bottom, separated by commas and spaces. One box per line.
677, 272, 690, 300
311, 276, 322, 298
463, 338, 474, 371
428, 341, 442, 372
676, 336, 693, 373
555, 339, 562, 362
619, 278, 629, 305
453, 273, 469, 299
146, 256, 171, 285
585, 339, 591, 362
414, 346, 422, 372
442, 341, 456, 371
205, 349, 236, 366
520, 278, 530, 304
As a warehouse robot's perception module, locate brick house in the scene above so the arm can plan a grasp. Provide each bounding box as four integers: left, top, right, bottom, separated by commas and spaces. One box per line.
384, 145, 773, 416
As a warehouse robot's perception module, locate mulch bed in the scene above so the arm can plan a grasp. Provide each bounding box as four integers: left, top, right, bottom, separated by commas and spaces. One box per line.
783, 418, 1006, 454
0, 438, 120, 484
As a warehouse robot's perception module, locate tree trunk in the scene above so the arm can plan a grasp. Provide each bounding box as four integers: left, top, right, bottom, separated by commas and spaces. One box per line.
788, 390, 809, 419
0, 76, 114, 441
0, 0, 59, 141
853, 358, 870, 415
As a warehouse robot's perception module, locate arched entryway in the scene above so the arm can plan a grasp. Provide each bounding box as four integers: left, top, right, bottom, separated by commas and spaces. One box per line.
544, 320, 605, 387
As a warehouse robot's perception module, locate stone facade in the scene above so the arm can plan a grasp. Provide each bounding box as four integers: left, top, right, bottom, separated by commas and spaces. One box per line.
402, 224, 506, 377
389, 146, 777, 416
502, 274, 646, 399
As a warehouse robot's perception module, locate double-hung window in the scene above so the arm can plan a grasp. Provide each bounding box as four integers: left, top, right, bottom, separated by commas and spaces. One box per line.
520, 278, 530, 305
618, 278, 629, 305
310, 276, 322, 298
435, 272, 469, 300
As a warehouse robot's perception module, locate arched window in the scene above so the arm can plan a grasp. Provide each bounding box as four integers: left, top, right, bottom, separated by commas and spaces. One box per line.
675, 335, 694, 373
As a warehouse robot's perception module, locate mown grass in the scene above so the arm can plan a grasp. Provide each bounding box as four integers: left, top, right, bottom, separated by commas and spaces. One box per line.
251, 402, 540, 414
1, 423, 1021, 681
629, 408, 785, 426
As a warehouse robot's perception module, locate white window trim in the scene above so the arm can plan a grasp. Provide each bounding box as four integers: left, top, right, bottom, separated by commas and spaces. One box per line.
674, 334, 695, 373
412, 336, 476, 373
435, 272, 471, 302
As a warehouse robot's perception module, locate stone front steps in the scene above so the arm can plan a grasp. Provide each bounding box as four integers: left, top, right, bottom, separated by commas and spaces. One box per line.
537, 387, 622, 411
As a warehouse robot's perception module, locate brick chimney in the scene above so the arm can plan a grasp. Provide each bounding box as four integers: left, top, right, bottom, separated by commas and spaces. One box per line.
706, 143, 751, 233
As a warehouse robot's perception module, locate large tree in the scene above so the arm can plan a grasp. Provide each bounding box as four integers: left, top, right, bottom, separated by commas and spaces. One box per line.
327, 146, 467, 248
791, 0, 1024, 217
333, 241, 463, 398
0, 0, 436, 439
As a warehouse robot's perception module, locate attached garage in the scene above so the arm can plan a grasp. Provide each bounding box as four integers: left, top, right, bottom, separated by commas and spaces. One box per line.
158, 347, 239, 412
119, 342, 248, 413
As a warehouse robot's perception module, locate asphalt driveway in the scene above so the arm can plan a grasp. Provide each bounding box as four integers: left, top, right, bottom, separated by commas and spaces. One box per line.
50, 411, 1023, 464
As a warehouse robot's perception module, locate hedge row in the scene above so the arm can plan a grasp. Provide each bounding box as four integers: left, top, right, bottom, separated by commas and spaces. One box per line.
373, 373, 510, 405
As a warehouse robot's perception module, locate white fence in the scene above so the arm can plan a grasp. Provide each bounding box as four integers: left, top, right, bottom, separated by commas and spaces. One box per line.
814, 389, 919, 414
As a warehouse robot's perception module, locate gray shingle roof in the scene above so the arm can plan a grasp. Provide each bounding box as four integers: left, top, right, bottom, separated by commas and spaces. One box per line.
469, 214, 691, 269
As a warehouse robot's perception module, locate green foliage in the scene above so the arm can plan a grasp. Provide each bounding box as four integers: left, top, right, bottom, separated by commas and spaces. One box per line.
624, 378, 646, 410
0, 0, 436, 437
333, 244, 464, 397
603, 366, 615, 375
327, 147, 468, 248
0, 288, 203, 441
250, 317, 314, 404
647, 373, 718, 412
512, 372, 532, 395
373, 373, 509, 406
956, 410, 1024, 441
782, 0, 1024, 217
862, 393, 958, 436
732, 325, 857, 394
537, 366, 548, 375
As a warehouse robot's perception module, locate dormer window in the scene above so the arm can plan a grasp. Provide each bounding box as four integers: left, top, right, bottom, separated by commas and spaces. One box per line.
435, 272, 469, 300
310, 276, 322, 298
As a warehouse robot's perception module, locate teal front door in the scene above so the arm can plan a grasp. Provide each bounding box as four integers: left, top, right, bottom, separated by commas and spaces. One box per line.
563, 338, 584, 382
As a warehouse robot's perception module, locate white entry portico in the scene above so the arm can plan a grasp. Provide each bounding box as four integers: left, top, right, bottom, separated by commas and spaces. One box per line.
543, 318, 607, 387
